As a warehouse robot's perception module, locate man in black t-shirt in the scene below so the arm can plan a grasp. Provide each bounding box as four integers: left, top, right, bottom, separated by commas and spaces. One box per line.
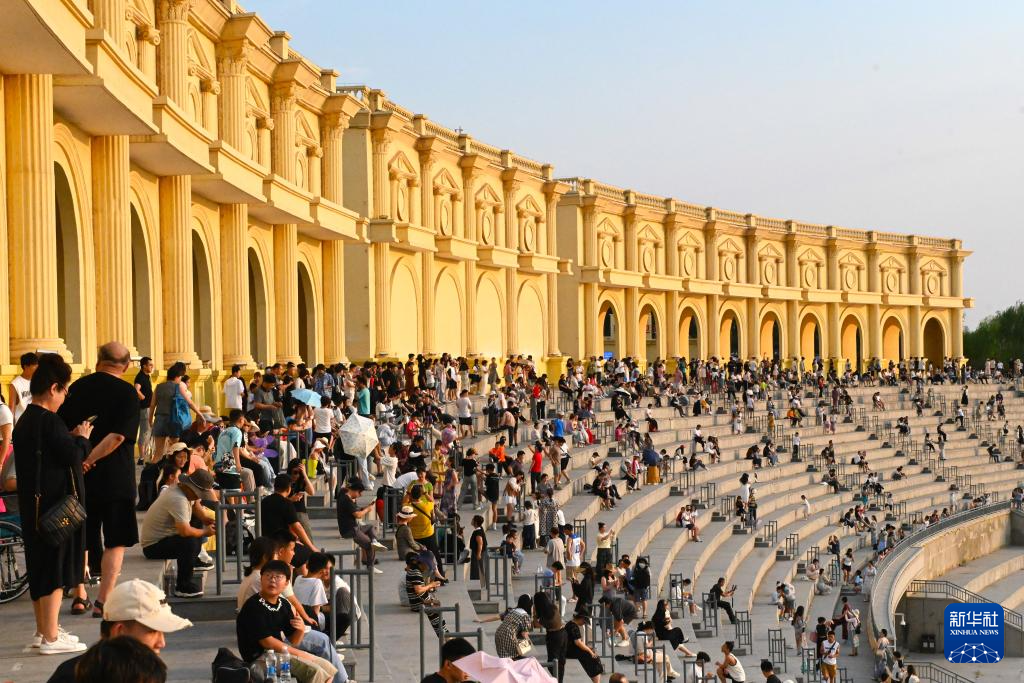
133, 356, 154, 464
236, 560, 301, 662
58, 342, 140, 615
708, 577, 738, 624
419, 636, 476, 683
760, 659, 783, 683
459, 448, 480, 508
262, 473, 317, 551
336, 479, 385, 573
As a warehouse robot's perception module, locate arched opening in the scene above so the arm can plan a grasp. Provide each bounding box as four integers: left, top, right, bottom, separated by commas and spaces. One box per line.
130, 205, 153, 358
517, 285, 545, 360
719, 310, 740, 359
191, 231, 213, 366
923, 317, 946, 367
434, 271, 464, 356
599, 301, 623, 359
678, 307, 701, 360
840, 316, 863, 373
759, 313, 782, 361
54, 163, 83, 362
800, 315, 822, 363
248, 248, 269, 366
297, 263, 317, 364
881, 317, 904, 365
638, 304, 660, 363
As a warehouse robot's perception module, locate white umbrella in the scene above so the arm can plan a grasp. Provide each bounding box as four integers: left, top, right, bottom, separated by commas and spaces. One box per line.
453, 652, 556, 683
338, 412, 379, 457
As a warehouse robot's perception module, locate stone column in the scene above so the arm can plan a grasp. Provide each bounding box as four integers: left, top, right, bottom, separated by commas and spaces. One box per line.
461, 167, 476, 240
505, 269, 518, 355
747, 298, 760, 359
5, 74, 66, 359
465, 260, 477, 355
583, 282, 599, 358
158, 174, 197, 366
786, 299, 800, 366
371, 129, 391, 219
220, 203, 252, 367
582, 203, 598, 266
157, 0, 191, 106
373, 243, 390, 356
94, 0, 127, 47
624, 213, 638, 271
707, 294, 720, 358
418, 151, 435, 231
746, 233, 760, 285
322, 239, 347, 362
703, 223, 719, 281
503, 180, 519, 250
867, 244, 881, 292
92, 135, 134, 349
784, 231, 798, 288
826, 237, 839, 289
909, 305, 923, 359
271, 83, 297, 182
950, 256, 963, 298
545, 272, 560, 357
273, 223, 300, 363
217, 42, 248, 150
543, 189, 560, 357
908, 246, 921, 296
625, 287, 639, 358
951, 310, 963, 358
827, 301, 840, 369
321, 113, 349, 205
666, 291, 679, 357
868, 303, 882, 362
421, 252, 435, 355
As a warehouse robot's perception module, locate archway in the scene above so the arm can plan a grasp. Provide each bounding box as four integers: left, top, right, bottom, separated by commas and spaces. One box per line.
130, 205, 153, 358
800, 314, 822, 364
191, 231, 214, 366
719, 310, 740, 359
678, 307, 701, 360
391, 263, 420, 358
840, 315, 863, 373
434, 271, 464, 356
248, 248, 269, 366
923, 317, 946, 367
475, 277, 502, 358
599, 301, 623, 359
881, 316, 904, 366
517, 284, 546, 360
638, 304, 660, 363
54, 163, 83, 362
759, 313, 782, 361
297, 263, 317, 363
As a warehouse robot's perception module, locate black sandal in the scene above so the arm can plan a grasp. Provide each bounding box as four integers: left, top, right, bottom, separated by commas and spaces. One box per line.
91, 600, 104, 619
71, 597, 92, 615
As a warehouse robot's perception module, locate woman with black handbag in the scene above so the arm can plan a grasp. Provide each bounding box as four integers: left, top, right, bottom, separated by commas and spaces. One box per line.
12, 353, 93, 654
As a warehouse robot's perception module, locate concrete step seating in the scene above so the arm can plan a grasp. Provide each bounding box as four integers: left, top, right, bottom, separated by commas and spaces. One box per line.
975, 564, 1024, 612
933, 547, 1024, 598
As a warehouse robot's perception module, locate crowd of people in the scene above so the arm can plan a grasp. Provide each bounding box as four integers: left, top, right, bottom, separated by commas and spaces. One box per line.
2, 343, 1022, 682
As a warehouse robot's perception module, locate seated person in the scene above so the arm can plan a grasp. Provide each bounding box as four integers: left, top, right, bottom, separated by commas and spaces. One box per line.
236, 559, 348, 683
139, 470, 217, 598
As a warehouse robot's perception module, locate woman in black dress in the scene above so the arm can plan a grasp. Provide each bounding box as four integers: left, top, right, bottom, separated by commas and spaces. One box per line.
13, 353, 92, 653
652, 599, 695, 655
469, 514, 487, 588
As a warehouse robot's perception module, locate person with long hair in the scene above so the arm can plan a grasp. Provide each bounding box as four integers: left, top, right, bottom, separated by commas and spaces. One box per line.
652, 599, 696, 656
150, 362, 199, 463
533, 591, 567, 682
13, 353, 92, 653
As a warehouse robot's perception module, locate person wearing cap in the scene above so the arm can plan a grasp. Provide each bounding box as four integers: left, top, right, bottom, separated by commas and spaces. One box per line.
566, 606, 603, 682
396, 505, 445, 582
45, 578, 192, 683
336, 478, 386, 574
139, 468, 218, 598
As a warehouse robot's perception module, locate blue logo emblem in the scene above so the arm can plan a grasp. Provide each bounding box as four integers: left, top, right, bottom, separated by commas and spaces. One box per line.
944, 603, 1004, 663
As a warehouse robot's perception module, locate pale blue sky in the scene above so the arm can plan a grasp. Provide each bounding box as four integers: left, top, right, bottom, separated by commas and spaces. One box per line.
244, 0, 1023, 326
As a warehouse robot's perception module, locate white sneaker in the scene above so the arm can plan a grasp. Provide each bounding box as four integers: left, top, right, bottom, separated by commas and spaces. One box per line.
39, 633, 87, 655
370, 540, 388, 551
372, 567, 384, 575
31, 628, 79, 648
198, 549, 213, 563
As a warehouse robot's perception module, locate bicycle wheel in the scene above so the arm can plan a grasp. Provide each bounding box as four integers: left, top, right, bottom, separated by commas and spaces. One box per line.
0, 520, 29, 604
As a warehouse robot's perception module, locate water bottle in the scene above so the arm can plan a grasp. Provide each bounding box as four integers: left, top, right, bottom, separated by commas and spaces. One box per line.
263, 650, 278, 682
278, 650, 293, 683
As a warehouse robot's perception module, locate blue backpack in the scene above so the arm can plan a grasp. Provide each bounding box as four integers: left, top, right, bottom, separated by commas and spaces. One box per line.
169, 390, 192, 435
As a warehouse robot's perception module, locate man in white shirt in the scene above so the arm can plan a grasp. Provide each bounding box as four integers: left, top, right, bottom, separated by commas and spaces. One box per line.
223, 364, 246, 411
456, 390, 474, 438
8, 352, 37, 423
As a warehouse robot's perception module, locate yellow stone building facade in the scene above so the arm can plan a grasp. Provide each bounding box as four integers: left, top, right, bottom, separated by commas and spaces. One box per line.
0, 0, 971, 407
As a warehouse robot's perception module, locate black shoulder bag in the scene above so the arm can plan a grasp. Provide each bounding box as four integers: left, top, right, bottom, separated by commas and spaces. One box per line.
35, 417, 87, 546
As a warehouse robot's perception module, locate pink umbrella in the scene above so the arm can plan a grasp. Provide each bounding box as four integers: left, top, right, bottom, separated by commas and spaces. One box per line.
453, 652, 557, 683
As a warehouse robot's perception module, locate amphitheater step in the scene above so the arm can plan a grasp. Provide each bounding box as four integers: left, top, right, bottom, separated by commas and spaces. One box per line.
732, 525, 753, 535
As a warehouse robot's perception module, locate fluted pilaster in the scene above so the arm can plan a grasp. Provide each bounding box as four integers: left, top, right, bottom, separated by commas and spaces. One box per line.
505, 268, 517, 355
217, 42, 248, 150
92, 135, 134, 348
373, 242, 390, 355
271, 83, 297, 182
625, 287, 638, 358
321, 113, 349, 204
5, 74, 66, 360
421, 252, 435, 355
371, 129, 390, 218
220, 204, 252, 367
546, 272, 560, 356
583, 282, 599, 357
157, 0, 191, 106
868, 303, 881, 361
159, 174, 198, 366
93, 0, 128, 48
322, 239, 346, 362
464, 260, 477, 355
273, 224, 300, 363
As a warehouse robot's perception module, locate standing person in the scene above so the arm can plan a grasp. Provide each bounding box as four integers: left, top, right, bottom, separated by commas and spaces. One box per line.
58, 342, 140, 620
820, 630, 840, 683
13, 353, 92, 654
468, 514, 488, 589
596, 523, 615, 571
456, 390, 474, 438
134, 357, 155, 465
150, 362, 200, 464
223, 364, 246, 412
8, 351, 38, 423
565, 606, 603, 683
533, 591, 567, 683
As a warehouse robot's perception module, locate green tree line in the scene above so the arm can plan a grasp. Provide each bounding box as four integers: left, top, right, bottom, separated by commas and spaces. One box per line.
964, 302, 1024, 361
